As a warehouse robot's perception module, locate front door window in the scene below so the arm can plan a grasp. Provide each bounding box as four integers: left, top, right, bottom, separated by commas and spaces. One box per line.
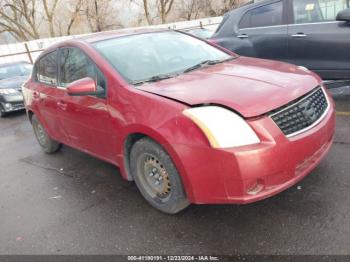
59, 47, 106, 94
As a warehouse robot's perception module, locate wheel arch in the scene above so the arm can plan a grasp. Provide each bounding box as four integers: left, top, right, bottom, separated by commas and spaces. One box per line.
123, 132, 147, 181
26, 109, 55, 141
122, 128, 196, 203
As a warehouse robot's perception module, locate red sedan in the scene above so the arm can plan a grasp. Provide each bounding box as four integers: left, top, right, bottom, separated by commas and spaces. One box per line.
23, 29, 335, 214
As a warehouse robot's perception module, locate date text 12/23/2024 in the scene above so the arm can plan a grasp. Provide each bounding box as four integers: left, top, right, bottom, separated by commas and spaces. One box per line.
127, 256, 219, 261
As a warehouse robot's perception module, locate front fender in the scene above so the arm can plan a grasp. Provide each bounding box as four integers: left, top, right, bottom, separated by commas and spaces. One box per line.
119, 114, 210, 203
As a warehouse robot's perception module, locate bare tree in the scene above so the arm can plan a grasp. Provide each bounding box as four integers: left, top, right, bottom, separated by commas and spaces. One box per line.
42, 0, 59, 37
183, 0, 199, 20
0, 0, 60, 40
220, 0, 242, 14
86, 0, 101, 31
66, 0, 83, 35
142, 0, 152, 25
0, 0, 242, 43
137, 0, 175, 25
0, 0, 40, 41
158, 0, 175, 23
84, 0, 121, 32
0, 0, 110, 40
207, 0, 244, 16
178, 0, 208, 20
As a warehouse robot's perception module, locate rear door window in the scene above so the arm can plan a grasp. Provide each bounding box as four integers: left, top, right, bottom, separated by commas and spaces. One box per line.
239, 1, 283, 29
36, 51, 58, 85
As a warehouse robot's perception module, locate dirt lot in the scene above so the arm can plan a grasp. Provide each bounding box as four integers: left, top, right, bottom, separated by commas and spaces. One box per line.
0, 87, 349, 255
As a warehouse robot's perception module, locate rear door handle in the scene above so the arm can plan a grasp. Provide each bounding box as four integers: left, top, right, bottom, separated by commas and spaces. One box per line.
237, 34, 248, 39
57, 101, 67, 110
291, 33, 307, 38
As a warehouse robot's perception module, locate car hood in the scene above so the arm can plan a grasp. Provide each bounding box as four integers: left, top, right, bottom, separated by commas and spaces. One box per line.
136, 57, 321, 118
0, 75, 29, 89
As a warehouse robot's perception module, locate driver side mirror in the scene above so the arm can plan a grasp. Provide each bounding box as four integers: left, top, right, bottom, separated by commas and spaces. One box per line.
67, 77, 104, 96
336, 8, 350, 22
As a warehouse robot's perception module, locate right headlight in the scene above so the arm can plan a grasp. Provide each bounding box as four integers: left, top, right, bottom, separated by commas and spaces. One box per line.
183, 106, 260, 148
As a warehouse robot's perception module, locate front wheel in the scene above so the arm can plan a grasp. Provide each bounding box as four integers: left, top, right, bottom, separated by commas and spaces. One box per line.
130, 137, 189, 214
31, 115, 61, 154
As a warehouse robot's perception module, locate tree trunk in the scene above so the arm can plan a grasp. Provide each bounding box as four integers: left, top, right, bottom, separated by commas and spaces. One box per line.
143, 0, 152, 25
66, 0, 82, 35
43, 0, 59, 37
94, 0, 102, 31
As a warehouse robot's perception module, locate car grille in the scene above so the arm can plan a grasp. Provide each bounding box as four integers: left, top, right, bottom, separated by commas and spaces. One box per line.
270, 87, 328, 137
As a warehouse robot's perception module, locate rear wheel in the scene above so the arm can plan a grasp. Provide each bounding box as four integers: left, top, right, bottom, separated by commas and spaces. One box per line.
130, 137, 189, 214
31, 115, 61, 154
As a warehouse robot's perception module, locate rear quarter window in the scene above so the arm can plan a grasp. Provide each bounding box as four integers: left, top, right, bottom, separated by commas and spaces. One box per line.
293, 0, 350, 23
36, 51, 58, 85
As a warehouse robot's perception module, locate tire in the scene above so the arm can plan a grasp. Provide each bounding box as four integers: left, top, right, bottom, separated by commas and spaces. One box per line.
0, 105, 6, 118
31, 115, 61, 154
130, 137, 190, 214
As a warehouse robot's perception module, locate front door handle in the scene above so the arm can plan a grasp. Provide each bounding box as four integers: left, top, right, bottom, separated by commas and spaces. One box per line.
57, 101, 67, 111
291, 33, 307, 38
237, 34, 248, 39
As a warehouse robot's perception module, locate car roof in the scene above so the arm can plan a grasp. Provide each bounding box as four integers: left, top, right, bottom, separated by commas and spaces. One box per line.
39, 27, 171, 57
77, 27, 168, 43
231, 0, 279, 12
225, 0, 281, 17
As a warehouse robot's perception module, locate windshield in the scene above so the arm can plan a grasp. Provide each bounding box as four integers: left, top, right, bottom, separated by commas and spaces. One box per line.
93, 31, 234, 84
0, 63, 33, 80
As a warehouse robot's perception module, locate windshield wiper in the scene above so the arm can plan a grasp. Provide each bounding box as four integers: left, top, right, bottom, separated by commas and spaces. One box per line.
182, 60, 220, 73
132, 73, 178, 86
131, 57, 236, 85
182, 57, 235, 73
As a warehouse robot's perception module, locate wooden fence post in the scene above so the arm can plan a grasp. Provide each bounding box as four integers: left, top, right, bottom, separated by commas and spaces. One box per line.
24, 43, 33, 64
